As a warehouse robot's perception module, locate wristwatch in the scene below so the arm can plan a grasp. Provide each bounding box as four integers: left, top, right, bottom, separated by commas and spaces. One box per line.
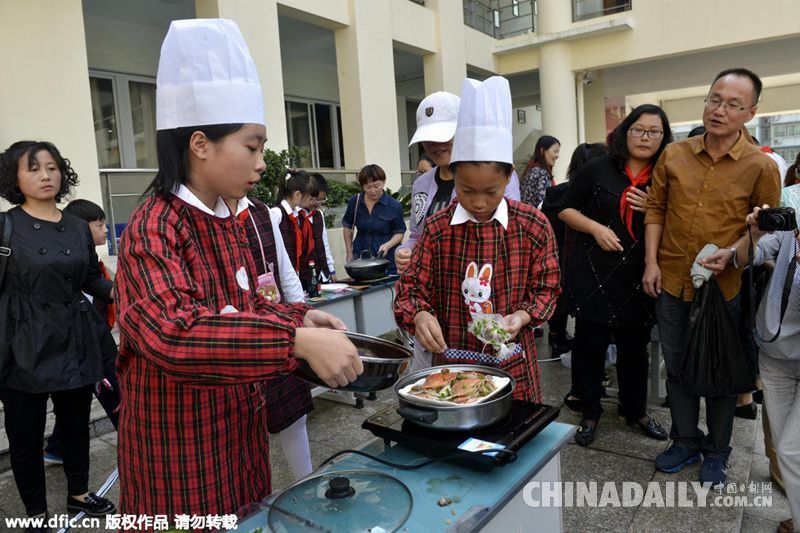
729, 247, 738, 268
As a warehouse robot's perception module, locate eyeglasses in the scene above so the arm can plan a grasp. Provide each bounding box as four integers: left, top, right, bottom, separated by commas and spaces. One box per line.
311, 196, 327, 206
628, 128, 664, 139
704, 97, 753, 113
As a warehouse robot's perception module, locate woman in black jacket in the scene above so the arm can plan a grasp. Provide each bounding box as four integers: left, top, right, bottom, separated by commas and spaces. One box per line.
0, 141, 116, 519
558, 105, 672, 446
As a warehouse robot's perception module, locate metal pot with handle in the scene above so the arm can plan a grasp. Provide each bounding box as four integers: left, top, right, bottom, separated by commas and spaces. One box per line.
344, 250, 390, 281
294, 331, 412, 393
393, 365, 515, 431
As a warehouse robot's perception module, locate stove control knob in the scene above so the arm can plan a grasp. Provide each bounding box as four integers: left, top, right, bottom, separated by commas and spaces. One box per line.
325, 476, 356, 500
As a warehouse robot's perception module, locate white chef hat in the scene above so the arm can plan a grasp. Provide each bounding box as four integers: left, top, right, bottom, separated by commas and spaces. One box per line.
450, 76, 513, 165
156, 18, 264, 131
408, 91, 461, 146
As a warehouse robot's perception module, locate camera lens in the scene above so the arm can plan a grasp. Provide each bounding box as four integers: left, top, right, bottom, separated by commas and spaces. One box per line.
769, 214, 784, 226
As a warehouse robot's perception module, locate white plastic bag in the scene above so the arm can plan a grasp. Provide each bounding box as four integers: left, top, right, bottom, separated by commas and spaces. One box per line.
467, 314, 518, 359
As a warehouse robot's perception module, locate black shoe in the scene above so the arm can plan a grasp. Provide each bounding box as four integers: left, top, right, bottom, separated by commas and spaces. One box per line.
67, 493, 115, 517
753, 390, 763, 405
574, 421, 597, 447
550, 341, 572, 357
563, 394, 582, 416
735, 402, 758, 420
549, 333, 574, 350
630, 416, 668, 440
25, 512, 49, 533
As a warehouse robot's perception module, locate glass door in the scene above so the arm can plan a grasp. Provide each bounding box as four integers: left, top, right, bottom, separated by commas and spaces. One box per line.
89, 76, 122, 168
89, 71, 157, 169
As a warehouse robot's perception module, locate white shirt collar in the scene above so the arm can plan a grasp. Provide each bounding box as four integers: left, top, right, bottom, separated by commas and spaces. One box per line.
233, 197, 254, 217
281, 199, 299, 216
450, 198, 508, 230
173, 184, 231, 218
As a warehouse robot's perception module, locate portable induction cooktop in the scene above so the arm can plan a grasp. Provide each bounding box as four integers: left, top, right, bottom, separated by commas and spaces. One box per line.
362, 400, 560, 470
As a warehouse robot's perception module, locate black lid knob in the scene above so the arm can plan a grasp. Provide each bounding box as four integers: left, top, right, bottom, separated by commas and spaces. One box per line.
325, 476, 355, 500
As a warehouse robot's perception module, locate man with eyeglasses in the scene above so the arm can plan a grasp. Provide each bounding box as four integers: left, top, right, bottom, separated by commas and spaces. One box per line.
643, 68, 781, 488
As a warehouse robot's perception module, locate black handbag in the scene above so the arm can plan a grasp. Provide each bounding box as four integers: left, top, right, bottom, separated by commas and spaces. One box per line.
681, 277, 755, 397
0, 212, 11, 287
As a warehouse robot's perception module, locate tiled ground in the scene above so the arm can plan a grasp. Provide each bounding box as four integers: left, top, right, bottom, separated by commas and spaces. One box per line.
0, 333, 788, 532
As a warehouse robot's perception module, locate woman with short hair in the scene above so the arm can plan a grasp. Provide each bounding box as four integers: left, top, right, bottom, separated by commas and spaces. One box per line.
342, 164, 406, 276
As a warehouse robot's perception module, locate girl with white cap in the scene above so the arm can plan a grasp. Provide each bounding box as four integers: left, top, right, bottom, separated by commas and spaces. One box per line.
394, 77, 561, 402
398, 90, 523, 373
114, 19, 362, 517
396, 91, 522, 274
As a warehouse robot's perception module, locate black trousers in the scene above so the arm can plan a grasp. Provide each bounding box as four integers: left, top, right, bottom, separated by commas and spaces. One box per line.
47, 371, 120, 456
656, 292, 740, 460
572, 318, 651, 423
0, 386, 93, 516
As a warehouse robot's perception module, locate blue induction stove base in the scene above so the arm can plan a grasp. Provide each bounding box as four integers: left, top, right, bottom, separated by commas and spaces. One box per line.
235, 421, 574, 532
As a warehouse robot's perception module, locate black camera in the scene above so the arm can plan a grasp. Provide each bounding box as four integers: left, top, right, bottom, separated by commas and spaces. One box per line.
758, 207, 798, 232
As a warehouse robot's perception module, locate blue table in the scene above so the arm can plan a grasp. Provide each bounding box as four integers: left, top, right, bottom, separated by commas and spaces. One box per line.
307, 288, 359, 331
352, 279, 398, 337
235, 421, 575, 532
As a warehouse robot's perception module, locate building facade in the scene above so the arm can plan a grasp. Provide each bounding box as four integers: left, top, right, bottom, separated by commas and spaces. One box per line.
2, 0, 800, 256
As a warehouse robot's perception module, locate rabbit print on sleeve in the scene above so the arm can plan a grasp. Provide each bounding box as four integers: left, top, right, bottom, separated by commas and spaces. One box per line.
462, 261, 494, 318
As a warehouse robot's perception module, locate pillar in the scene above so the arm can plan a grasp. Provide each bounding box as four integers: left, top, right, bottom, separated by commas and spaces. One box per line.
0, 0, 104, 215
196, 0, 289, 151
334, 0, 402, 188
422, 0, 467, 95
537, 0, 578, 183
582, 70, 607, 143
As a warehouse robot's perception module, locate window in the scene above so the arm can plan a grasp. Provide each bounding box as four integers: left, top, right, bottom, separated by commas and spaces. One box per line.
89, 77, 121, 168
129, 81, 157, 168
285, 99, 344, 168
512, 0, 520, 16
89, 71, 157, 169
573, 0, 632, 22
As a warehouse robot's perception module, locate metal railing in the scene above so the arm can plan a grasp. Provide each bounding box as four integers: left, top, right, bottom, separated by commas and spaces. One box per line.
100, 168, 156, 255
572, 0, 631, 22
463, 0, 536, 39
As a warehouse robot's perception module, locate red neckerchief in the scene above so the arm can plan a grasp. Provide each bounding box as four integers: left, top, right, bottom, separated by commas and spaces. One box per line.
237, 207, 249, 222
288, 210, 315, 270
619, 163, 653, 240
760, 146, 774, 154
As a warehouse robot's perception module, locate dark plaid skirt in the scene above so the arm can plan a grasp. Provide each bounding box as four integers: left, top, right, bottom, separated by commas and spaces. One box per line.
264, 374, 314, 433
436, 346, 536, 402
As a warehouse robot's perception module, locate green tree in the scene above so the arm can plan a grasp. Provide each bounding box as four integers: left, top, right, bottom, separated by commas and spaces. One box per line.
250, 145, 309, 206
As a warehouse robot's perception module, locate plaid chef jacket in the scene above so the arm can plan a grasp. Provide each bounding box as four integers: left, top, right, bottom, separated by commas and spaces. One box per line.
394, 199, 561, 402
114, 193, 310, 518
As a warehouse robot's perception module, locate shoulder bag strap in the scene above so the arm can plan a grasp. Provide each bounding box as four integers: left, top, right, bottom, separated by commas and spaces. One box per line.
0, 212, 12, 287
749, 228, 797, 343
248, 211, 270, 276
352, 193, 360, 240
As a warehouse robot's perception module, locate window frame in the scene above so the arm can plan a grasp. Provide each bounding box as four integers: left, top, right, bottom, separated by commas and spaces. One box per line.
89, 70, 157, 169
284, 96, 344, 169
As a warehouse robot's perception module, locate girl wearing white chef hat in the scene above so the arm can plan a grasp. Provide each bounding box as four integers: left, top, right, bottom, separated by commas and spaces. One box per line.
398, 88, 524, 374
114, 18, 362, 517
394, 76, 561, 403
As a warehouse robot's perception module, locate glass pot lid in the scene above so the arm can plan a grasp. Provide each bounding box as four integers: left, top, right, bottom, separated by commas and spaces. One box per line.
268, 470, 412, 533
